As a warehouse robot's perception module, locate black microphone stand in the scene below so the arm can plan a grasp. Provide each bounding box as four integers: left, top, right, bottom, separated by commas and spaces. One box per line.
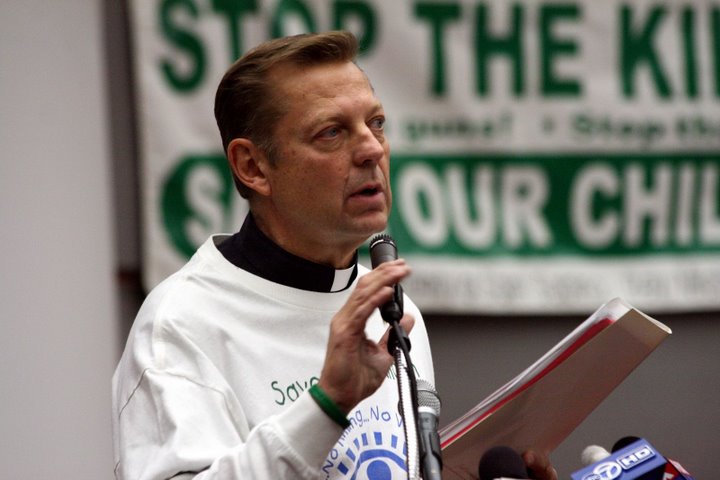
381, 287, 422, 480
370, 234, 439, 479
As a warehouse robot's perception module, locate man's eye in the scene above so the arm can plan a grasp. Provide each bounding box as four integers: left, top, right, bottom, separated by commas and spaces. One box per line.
370, 117, 385, 129
320, 126, 340, 138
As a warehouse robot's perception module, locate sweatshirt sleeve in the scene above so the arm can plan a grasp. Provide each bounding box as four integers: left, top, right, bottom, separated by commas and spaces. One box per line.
113, 368, 344, 480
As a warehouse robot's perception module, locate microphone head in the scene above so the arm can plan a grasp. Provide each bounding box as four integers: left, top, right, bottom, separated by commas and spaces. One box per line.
369, 234, 397, 268
581, 445, 611, 466
478, 446, 529, 480
611, 436, 641, 452
416, 379, 441, 416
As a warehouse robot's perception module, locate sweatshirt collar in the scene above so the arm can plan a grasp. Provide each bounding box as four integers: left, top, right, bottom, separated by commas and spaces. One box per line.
217, 214, 358, 293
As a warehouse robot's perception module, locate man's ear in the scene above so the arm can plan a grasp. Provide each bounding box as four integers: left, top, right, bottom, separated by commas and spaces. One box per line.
227, 138, 272, 197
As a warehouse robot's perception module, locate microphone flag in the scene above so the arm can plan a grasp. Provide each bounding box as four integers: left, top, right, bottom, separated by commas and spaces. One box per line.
571, 438, 693, 480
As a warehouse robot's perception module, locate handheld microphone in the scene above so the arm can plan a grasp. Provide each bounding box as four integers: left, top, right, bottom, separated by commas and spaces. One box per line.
369, 234, 404, 323
478, 446, 529, 480
572, 437, 694, 480
416, 379, 442, 480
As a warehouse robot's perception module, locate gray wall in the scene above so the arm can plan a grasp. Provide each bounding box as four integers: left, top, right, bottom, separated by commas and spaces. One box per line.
0, 0, 118, 477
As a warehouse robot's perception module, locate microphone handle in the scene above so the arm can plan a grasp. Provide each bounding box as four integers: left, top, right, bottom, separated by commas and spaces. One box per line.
418, 409, 442, 480
380, 284, 403, 323
369, 234, 404, 323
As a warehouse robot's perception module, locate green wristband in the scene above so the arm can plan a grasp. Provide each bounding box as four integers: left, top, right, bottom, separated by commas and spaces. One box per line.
308, 384, 351, 429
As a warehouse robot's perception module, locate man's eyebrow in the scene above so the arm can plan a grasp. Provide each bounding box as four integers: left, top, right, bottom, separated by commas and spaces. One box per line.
306, 101, 384, 125
367, 99, 385, 115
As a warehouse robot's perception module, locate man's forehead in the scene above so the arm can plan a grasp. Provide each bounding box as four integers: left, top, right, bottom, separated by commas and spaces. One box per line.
269, 61, 373, 95
269, 62, 382, 122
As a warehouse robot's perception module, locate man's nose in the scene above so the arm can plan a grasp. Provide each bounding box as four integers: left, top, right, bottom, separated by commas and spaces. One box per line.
352, 125, 386, 167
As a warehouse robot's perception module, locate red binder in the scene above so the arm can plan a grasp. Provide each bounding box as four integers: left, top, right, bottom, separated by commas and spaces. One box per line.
439, 298, 672, 480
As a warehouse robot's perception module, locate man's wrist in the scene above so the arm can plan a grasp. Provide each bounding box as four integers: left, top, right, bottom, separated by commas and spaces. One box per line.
308, 384, 351, 429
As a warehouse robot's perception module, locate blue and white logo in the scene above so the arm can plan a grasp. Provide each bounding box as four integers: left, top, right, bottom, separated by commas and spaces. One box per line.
325, 430, 408, 479
323, 404, 410, 479
583, 461, 623, 480
580, 443, 657, 480
617, 444, 655, 469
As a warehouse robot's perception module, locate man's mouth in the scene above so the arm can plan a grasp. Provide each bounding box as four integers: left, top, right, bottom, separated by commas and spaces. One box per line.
352, 181, 383, 197
357, 186, 379, 196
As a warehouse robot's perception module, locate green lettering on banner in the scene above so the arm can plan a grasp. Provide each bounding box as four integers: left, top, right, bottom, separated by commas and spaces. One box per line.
211, 0, 259, 62
681, 6, 699, 98
414, 1, 462, 96
387, 153, 720, 257
333, 1, 377, 54
714, 8, 720, 96
619, 4, 720, 99
540, 4, 581, 97
620, 5, 671, 98
271, 0, 317, 38
159, 0, 206, 92
161, 153, 234, 258
475, 3, 525, 96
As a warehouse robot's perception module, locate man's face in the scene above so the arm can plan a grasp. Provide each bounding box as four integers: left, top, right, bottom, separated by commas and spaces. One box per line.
259, 61, 391, 263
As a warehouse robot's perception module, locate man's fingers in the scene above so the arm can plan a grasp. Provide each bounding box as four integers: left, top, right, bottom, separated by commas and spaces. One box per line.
523, 451, 558, 480
398, 314, 415, 334
319, 260, 413, 412
377, 314, 415, 350
340, 260, 410, 326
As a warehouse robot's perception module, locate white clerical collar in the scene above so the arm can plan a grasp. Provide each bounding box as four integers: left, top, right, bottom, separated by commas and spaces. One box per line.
330, 264, 355, 292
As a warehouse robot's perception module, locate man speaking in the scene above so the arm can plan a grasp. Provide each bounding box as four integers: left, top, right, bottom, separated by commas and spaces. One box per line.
112, 31, 556, 480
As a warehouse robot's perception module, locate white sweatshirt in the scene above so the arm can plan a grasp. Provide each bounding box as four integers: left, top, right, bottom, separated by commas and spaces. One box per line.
112, 235, 434, 479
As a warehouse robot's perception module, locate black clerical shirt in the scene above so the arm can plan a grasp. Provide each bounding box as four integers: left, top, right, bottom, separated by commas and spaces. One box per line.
217, 214, 358, 293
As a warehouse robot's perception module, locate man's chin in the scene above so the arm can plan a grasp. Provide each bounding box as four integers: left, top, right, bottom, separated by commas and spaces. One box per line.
348, 217, 389, 244
363, 215, 389, 236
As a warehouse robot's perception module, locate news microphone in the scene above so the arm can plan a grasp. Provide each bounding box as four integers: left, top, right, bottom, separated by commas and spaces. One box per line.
478, 446, 529, 480
571, 437, 694, 480
369, 234, 404, 323
611, 437, 694, 480
581, 445, 611, 466
612, 436, 641, 453
578, 436, 637, 468
416, 379, 442, 480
